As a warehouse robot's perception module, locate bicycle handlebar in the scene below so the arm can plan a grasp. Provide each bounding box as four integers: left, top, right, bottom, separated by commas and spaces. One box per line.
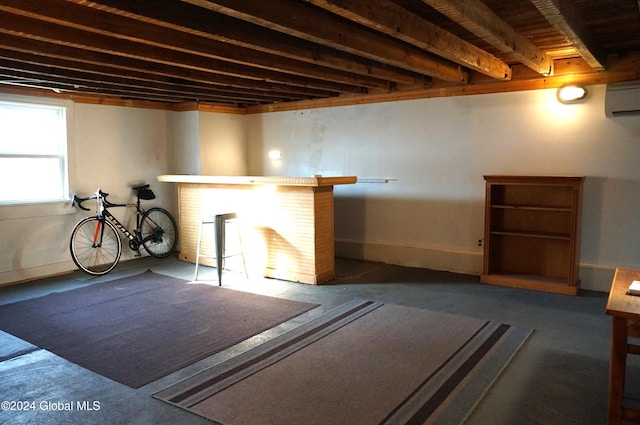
72, 189, 114, 211
72, 195, 92, 211
72, 185, 152, 212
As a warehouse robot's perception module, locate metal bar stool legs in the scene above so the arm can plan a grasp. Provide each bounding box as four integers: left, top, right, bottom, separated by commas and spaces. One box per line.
194, 212, 247, 285
193, 215, 209, 283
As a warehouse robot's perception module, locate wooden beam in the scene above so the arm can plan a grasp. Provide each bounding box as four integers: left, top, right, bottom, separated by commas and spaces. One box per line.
4, 53, 639, 113
0, 58, 315, 104
0, 10, 366, 95
1, 0, 388, 91
305, 0, 511, 80
529, 0, 607, 71
66, 0, 428, 87
246, 54, 640, 114
181, 0, 469, 83
0, 34, 339, 99
0, 70, 230, 104
422, 0, 554, 76
0, 83, 227, 110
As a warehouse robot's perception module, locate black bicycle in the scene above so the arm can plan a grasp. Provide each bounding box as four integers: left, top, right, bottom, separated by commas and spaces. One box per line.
70, 184, 178, 276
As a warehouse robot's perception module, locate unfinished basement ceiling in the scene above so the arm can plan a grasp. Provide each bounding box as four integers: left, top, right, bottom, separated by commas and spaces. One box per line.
0, 0, 639, 110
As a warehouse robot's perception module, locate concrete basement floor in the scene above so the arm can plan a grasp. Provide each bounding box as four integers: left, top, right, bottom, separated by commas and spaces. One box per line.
0, 256, 635, 425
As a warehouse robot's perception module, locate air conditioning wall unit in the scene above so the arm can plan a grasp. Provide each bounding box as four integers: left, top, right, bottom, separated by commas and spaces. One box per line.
605, 80, 640, 117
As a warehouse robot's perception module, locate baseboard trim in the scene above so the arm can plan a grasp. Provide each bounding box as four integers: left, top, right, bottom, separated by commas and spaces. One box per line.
335, 239, 482, 276
336, 239, 616, 293
0, 261, 75, 287
0, 251, 143, 287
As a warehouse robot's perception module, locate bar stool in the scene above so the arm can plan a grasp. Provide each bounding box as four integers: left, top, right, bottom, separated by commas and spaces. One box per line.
194, 212, 248, 285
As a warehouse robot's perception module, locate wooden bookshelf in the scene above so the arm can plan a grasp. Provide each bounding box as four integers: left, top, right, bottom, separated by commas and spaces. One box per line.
481, 175, 585, 295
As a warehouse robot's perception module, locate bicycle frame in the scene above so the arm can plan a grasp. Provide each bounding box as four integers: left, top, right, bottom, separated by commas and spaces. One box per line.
97, 208, 137, 245
85, 191, 152, 251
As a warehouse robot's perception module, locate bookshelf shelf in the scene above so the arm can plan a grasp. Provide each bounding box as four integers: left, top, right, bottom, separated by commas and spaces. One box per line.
481, 175, 584, 295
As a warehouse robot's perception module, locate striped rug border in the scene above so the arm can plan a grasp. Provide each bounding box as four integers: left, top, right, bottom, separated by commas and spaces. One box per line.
154, 298, 381, 407
154, 300, 531, 425
381, 323, 532, 424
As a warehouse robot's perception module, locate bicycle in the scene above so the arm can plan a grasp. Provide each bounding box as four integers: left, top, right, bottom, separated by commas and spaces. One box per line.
70, 184, 178, 276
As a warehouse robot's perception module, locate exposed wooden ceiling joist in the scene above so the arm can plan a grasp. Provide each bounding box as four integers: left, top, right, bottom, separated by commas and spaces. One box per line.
0, 58, 316, 104
0, 9, 364, 103
67, 0, 429, 88
305, 0, 511, 80
0, 35, 339, 101
0, 1, 380, 92
421, 0, 554, 76
181, 0, 470, 83
530, 0, 607, 70
0, 0, 637, 108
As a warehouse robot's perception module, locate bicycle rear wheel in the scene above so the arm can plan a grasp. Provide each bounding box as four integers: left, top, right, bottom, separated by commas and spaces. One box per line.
140, 207, 178, 258
70, 216, 122, 275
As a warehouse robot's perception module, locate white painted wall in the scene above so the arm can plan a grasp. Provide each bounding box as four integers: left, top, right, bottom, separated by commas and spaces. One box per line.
168, 110, 200, 175
2, 85, 639, 292
199, 112, 248, 175
0, 99, 174, 285
168, 110, 247, 175
72, 104, 171, 200
244, 85, 640, 291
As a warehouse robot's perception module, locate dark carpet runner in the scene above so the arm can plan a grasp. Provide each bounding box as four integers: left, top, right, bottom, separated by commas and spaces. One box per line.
0, 271, 318, 388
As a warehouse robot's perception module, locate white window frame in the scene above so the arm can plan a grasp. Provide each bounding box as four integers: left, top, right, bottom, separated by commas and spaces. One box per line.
0, 93, 75, 218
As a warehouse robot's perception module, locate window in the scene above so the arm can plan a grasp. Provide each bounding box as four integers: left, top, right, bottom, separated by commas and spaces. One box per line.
0, 100, 69, 204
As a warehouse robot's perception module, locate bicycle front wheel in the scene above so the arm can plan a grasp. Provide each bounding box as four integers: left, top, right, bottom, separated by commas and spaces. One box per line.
70, 216, 122, 275
140, 207, 178, 258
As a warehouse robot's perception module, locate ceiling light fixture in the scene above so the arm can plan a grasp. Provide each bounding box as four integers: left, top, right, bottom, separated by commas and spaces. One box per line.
557, 85, 587, 104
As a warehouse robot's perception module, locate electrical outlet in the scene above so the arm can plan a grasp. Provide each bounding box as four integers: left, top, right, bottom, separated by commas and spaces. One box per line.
478, 239, 483, 247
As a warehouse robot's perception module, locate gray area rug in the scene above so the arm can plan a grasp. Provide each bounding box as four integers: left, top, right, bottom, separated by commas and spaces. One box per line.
0, 270, 318, 388
155, 299, 532, 424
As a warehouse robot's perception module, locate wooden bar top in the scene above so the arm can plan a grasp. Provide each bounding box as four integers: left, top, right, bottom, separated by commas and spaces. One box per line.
157, 174, 357, 187
606, 268, 640, 319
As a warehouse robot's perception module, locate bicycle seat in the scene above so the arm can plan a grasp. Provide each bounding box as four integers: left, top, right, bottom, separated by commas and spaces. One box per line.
132, 184, 155, 200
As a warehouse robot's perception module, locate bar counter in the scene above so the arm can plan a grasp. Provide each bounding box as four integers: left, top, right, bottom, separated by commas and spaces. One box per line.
158, 175, 357, 284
